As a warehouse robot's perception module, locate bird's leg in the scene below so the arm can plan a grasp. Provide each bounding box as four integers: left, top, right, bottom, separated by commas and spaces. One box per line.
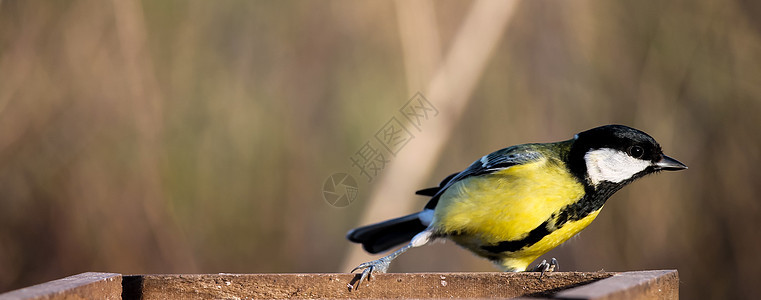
350, 230, 433, 290
350, 243, 410, 289
530, 257, 559, 279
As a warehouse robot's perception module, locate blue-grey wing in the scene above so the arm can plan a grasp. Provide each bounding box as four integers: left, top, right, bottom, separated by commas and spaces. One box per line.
421, 145, 543, 210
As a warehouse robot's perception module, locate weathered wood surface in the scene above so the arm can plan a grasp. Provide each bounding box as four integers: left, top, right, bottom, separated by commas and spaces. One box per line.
126, 272, 612, 299
1, 270, 678, 299
0, 272, 121, 300
554, 270, 679, 300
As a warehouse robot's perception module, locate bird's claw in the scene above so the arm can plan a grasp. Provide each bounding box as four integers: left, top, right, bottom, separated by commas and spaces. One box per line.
531, 257, 559, 279
350, 258, 390, 290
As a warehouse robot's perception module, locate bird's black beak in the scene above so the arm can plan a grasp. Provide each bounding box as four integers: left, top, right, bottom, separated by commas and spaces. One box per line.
654, 155, 688, 171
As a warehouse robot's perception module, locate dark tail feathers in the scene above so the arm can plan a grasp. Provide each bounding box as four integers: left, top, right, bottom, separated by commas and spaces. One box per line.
346, 212, 427, 254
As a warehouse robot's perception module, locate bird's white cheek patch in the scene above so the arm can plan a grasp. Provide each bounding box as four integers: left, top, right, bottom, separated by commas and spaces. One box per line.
584, 148, 651, 185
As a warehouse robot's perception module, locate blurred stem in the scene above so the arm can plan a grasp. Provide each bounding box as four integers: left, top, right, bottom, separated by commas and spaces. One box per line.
112, 0, 198, 272
395, 0, 442, 92
341, 0, 520, 271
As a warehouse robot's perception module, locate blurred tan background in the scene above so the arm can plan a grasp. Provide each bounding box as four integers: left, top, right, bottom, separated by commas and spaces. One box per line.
0, 1, 759, 299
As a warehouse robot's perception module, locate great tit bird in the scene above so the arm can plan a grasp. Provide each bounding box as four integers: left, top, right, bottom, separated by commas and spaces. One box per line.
347, 125, 686, 288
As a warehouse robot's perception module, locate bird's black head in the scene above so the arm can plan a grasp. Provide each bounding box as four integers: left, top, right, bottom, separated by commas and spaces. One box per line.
567, 125, 687, 187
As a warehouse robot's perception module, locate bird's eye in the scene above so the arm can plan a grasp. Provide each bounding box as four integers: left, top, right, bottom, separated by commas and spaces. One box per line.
628, 146, 644, 158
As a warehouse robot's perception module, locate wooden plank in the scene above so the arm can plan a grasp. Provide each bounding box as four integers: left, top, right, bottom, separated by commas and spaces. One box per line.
124, 272, 613, 299
1, 270, 678, 299
0, 272, 121, 300
554, 270, 679, 300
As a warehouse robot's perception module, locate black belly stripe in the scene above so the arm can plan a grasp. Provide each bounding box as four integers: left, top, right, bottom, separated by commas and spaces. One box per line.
481, 220, 552, 253
480, 185, 615, 254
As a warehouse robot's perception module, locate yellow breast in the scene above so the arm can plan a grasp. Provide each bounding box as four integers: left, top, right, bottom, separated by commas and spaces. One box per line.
432, 157, 595, 270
